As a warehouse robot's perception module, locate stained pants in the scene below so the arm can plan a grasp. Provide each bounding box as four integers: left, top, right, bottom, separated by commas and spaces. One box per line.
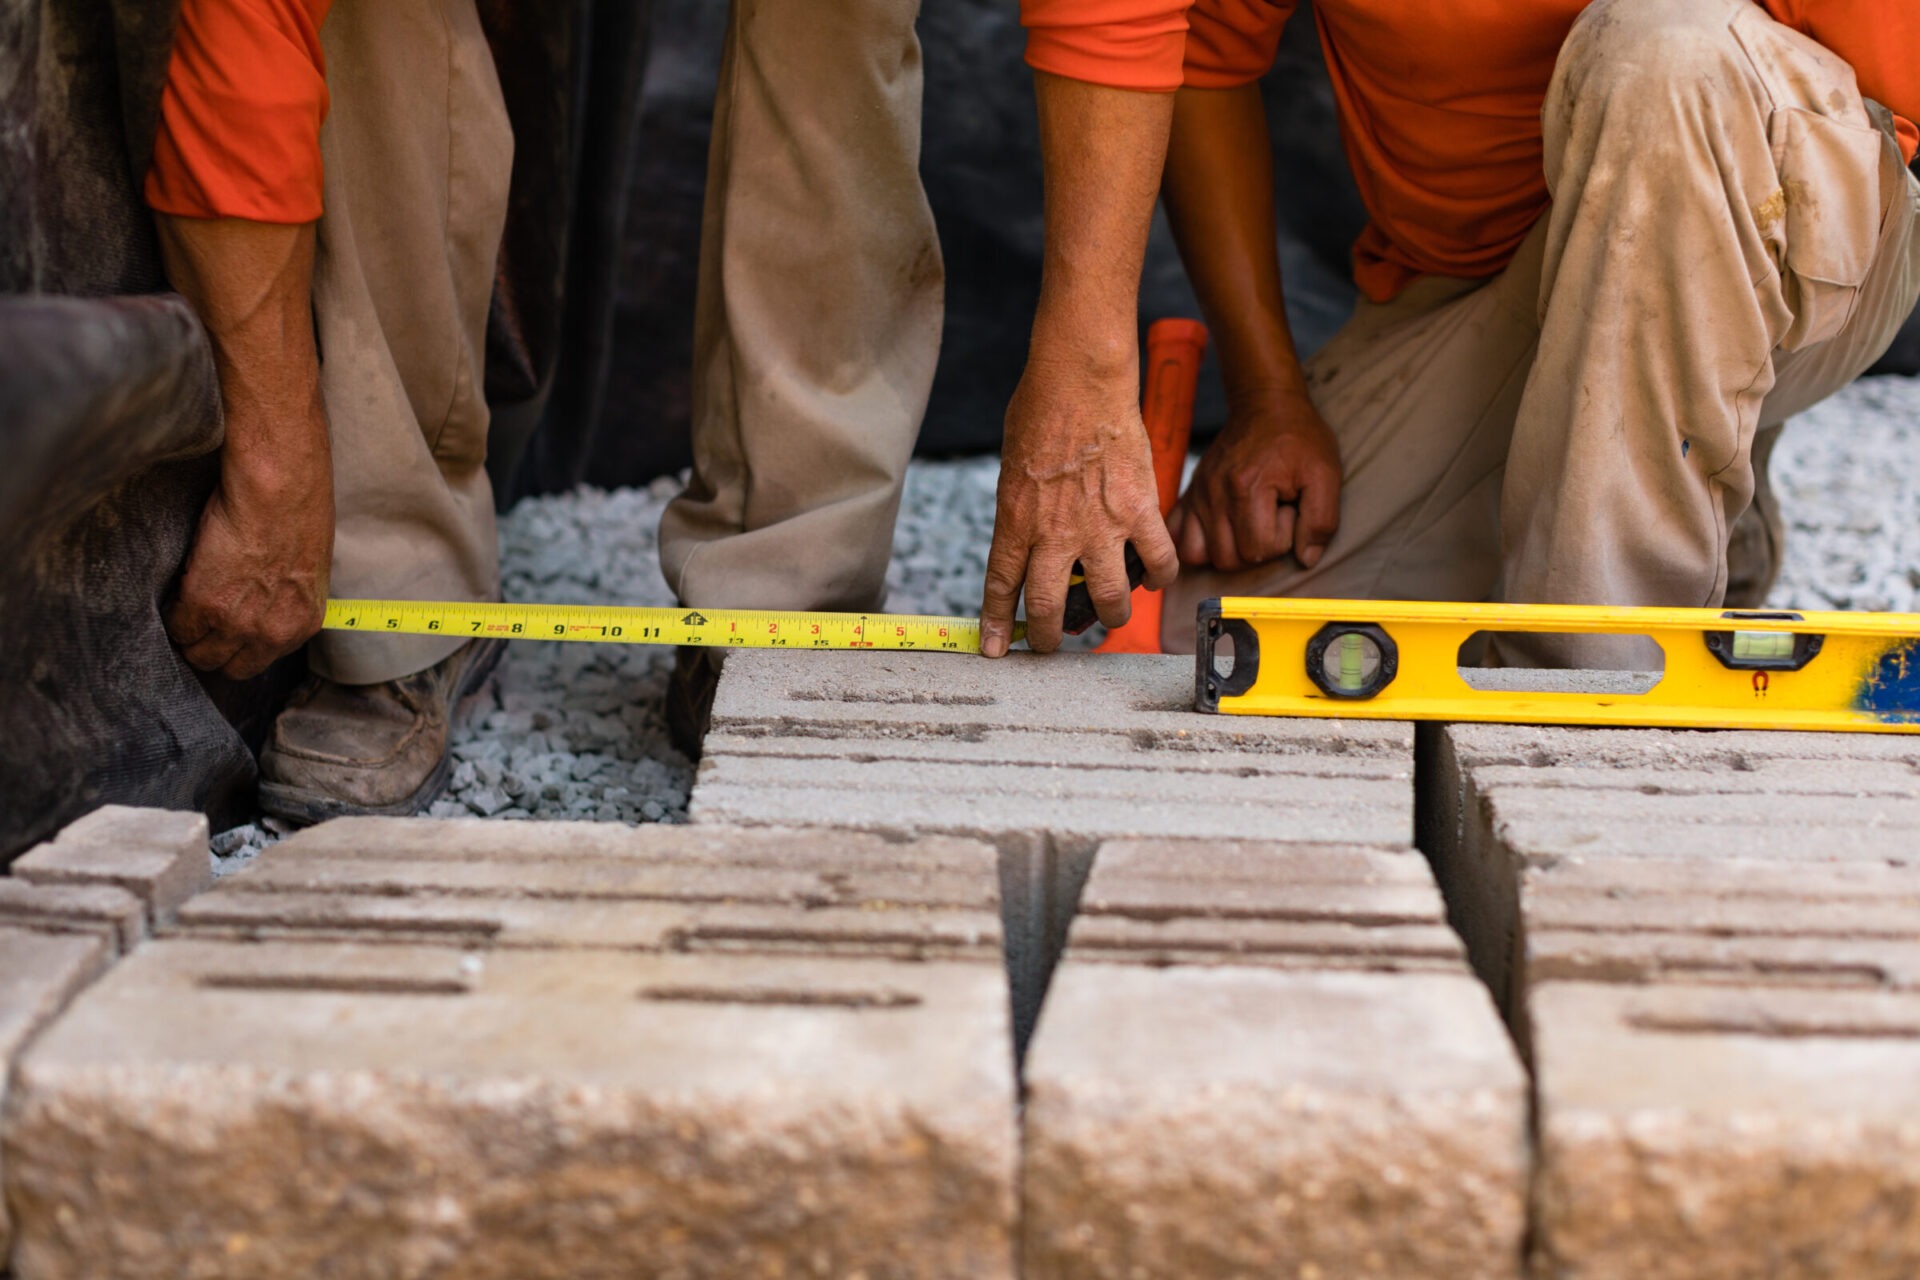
305, 0, 510, 685
657, 0, 944, 613
1162, 0, 1920, 668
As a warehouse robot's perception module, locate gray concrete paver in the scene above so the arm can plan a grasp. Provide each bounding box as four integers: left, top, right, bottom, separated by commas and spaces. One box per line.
6, 941, 1018, 1280
1428, 722, 1920, 1279
1531, 981, 1920, 1280
1024, 965, 1529, 1280
11, 805, 210, 924
0, 927, 114, 1259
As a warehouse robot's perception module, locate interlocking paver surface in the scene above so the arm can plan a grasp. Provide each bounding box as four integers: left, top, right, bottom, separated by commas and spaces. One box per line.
1024, 838, 1528, 1280
11, 805, 209, 923
692, 650, 1418, 1039
4, 818, 1019, 1280
1429, 723, 1920, 1278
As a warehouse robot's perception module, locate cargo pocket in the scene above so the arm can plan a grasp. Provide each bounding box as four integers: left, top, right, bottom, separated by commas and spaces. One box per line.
1767, 105, 1887, 351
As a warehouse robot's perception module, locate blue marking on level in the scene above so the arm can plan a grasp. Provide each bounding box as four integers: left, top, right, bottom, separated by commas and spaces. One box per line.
1856, 639, 1920, 724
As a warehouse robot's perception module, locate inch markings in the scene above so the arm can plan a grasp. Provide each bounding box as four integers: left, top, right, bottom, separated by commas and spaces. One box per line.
323, 600, 994, 654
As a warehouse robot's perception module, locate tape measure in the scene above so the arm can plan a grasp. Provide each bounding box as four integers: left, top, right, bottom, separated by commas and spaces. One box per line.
1197, 598, 1920, 734
322, 599, 1015, 653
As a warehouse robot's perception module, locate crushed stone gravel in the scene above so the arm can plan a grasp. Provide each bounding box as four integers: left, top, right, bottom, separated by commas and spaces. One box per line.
211, 374, 1918, 872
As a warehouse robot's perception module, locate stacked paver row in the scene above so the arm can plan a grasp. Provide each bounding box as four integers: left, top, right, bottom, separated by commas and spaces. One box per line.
697, 651, 1531, 1278
1430, 722, 1920, 1278
8, 650, 1920, 1278
0, 807, 212, 1260
3, 818, 1020, 1278
1022, 838, 1528, 1278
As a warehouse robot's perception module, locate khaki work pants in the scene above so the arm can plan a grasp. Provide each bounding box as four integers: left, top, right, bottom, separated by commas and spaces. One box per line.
306, 0, 510, 685
1162, 0, 1920, 668
657, 0, 944, 613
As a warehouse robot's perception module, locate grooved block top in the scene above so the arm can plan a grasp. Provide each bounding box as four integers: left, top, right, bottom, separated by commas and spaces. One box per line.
21, 939, 1013, 1096
174, 820, 1005, 961
269, 815, 999, 872
0, 880, 145, 953
1065, 839, 1460, 970
1470, 760, 1920, 798
696, 653, 1417, 847
1443, 722, 1920, 773
14, 805, 210, 919
1524, 930, 1920, 990
711, 650, 1412, 752
1533, 980, 1920, 1117
1028, 966, 1522, 1098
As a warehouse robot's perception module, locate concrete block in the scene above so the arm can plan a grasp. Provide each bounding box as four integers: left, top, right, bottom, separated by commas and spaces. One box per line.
5, 940, 1019, 1280
0, 927, 114, 1259
13, 805, 210, 923
1425, 724, 1920, 1276
1023, 966, 1529, 1279
1065, 838, 1464, 970
693, 651, 1418, 1042
1531, 981, 1920, 1279
1421, 723, 1920, 1025
0, 880, 146, 953
175, 816, 1004, 962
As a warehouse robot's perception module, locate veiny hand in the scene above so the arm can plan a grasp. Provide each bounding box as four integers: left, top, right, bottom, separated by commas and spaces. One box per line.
167, 452, 334, 681
980, 359, 1179, 657
1168, 386, 1341, 573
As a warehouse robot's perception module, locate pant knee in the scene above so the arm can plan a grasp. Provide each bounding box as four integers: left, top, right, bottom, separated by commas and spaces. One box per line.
1553, 0, 1747, 113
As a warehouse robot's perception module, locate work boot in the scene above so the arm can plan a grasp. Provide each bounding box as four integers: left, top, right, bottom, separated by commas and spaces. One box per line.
1725, 422, 1787, 609
666, 645, 723, 762
257, 637, 505, 825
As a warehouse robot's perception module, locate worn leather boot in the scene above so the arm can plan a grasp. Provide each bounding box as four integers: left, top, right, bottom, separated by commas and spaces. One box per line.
1725, 422, 1787, 610
257, 638, 505, 825
665, 646, 723, 762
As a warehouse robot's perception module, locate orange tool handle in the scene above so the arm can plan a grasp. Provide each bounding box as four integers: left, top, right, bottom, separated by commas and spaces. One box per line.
1141, 317, 1208, 517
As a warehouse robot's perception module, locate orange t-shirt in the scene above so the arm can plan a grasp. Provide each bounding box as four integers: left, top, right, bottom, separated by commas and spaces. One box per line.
146, 0, 334, 224
1023, 0, 1920, 301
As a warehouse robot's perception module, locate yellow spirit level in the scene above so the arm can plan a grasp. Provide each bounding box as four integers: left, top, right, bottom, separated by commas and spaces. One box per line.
1196, 598, 1920, 734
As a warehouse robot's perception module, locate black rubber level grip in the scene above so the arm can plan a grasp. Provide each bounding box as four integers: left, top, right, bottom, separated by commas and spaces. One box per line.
1062, 544, 1149, 636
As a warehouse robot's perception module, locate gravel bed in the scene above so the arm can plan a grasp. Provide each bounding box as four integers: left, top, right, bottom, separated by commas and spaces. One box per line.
211, 374, 1917, 869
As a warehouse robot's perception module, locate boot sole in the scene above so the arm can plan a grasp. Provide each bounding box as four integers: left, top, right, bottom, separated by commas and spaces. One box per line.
257, 638, 507, 827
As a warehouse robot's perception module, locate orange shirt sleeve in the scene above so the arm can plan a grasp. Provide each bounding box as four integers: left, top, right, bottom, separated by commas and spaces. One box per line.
1765, 0, 1919, 162
145, 0, 335, 223
1021, 0, 1198, 92
1183, 0, 1296, 90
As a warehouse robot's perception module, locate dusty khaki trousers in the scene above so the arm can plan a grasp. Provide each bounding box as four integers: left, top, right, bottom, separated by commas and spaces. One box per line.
1163, 0, 1920, 668
657, 0, 944, 613
306, 0, 510, 685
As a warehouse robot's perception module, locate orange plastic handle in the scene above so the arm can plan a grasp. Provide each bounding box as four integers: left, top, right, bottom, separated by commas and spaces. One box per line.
1141, 317, 1208, 517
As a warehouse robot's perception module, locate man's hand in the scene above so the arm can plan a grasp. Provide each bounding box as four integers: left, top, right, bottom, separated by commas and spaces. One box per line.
982, 357, 1178, 656
981, 74, 1181, 657
157, 215, 333, 680
1169, 387, 1342, 572
168, 433, 333, 680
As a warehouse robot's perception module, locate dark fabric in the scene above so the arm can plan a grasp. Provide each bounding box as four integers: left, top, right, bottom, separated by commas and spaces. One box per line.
0, 296, 255, 861
479, 0, 654, 505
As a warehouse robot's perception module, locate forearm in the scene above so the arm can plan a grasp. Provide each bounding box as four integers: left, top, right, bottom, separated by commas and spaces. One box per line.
1027, 72, 1178, 385
157, 215, 330, 498
1161, 83, 1310, 408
